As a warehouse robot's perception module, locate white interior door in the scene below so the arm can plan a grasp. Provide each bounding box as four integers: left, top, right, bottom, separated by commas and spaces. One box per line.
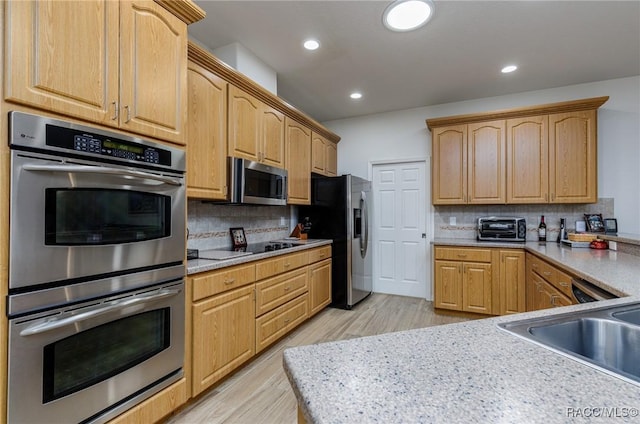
372, 161, 427, 298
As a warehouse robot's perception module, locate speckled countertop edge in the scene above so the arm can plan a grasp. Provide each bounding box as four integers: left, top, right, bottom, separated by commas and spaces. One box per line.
186, 239, 332, 275
284, 238, 640, 423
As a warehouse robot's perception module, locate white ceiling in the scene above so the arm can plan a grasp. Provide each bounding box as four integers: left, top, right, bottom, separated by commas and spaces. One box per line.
188, 1, 640, 122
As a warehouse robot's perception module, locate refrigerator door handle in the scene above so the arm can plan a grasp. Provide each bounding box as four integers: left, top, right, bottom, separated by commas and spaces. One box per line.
360, 192, 369, 258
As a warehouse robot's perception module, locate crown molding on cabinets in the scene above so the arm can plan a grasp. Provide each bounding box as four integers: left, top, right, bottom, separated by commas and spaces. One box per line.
155, 0, 206, 24
425, 96, 609, 130
188, 40, 340, 144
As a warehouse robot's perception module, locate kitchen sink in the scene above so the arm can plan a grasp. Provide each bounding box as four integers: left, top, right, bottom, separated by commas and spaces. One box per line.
499, 302, 640, 386
613, 309, 640, 326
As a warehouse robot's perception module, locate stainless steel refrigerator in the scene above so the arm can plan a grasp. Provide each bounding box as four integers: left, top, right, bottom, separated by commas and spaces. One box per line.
299, 174, 372, 309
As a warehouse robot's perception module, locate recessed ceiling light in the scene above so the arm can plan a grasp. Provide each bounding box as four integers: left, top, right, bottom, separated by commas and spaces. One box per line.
303, 39, 320, 50
501, 65, 518, 73
350, 92, 363, 100
383, 0, 434, 32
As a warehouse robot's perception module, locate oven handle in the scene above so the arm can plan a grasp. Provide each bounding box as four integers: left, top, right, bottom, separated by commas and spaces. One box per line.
19, 288, 181, 337
22, 164, 182, 186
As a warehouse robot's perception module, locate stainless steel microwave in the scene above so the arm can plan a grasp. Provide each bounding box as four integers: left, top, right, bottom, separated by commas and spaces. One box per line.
229, 157, 288, 205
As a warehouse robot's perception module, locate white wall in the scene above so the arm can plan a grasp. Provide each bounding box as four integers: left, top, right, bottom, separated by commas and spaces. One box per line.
212, 42, 278, 94
324, 76, 640, 234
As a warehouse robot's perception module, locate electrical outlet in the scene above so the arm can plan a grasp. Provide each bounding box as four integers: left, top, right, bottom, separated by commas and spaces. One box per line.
449, 216, 456, 226
280, 217, 286, 226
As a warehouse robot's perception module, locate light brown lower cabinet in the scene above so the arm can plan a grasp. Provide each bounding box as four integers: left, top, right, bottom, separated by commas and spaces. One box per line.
188, 245, 332, 399
434, 247, 493, 314
526, 252, 574, 311
108, 379, 188, 424
308, 258, 332, 316
256, 294, 309, 353
498, 250, 526, 315
191, 284, 256, 396
433, 246, 525, 316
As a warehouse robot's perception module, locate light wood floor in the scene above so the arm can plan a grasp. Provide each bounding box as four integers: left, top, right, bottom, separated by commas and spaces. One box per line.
165, 294, 471, 424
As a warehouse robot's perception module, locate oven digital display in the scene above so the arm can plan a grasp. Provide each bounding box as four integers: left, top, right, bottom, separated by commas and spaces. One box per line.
103, 139, 144, 154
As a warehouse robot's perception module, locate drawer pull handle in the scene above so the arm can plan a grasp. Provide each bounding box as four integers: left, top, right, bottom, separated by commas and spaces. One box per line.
284, 263, 291, 268
457, 254, 467, 258
224, 278, 235, 285
284, 318, 290, 324
284, 286, 291, 291
542, 271, 552, 277
550, 295, 559, 306
532, 263, 539, 269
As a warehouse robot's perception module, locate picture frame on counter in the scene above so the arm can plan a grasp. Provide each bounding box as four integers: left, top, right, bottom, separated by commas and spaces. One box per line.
584, 214, 605, 233
230, 227, 247, 249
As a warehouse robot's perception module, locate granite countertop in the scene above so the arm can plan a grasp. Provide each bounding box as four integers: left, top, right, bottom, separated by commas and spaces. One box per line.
283, 239, 640, 423
186, 239, 332, 275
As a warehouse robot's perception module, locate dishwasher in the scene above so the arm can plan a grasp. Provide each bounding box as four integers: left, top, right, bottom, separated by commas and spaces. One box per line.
571, 278, 619, 303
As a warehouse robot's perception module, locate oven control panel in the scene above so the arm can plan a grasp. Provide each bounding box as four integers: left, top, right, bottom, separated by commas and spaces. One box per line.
73, 135, 161, 164
47, 125, 170, 166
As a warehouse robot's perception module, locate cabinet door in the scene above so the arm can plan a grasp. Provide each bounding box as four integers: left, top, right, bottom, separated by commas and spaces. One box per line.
506, 116, 549, 203
285, 118, 312, 205
548, 110, 597, 203
432, 125, 467, 204
467, 120, 506, 204
309, 259, 332, 316
434, 260, 463, 311
311, 133, 327, 174
4, 0, 119, 126
261, 104, 285, 167
120, 0, 187, 144
462, 262, 492, 314
191, 285, 255, 396
228, 85, 261, 161
325, 141, 338, 176
186, 61, 228, 200
499, 250, 525, 314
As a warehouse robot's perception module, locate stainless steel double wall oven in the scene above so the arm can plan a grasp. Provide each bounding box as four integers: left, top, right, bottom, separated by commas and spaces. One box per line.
7, 112, 186, 424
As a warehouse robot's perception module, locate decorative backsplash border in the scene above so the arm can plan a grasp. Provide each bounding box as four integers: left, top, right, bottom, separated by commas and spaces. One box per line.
434, 198, 614, 241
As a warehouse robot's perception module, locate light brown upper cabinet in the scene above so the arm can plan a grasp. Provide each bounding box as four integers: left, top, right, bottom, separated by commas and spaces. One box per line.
431, 121, 505, 204
186, 60, 228, 200
427, 96, 608, 205
548, 110, 597, 203
228, 85, 285, 168
506, 116, 549, 203
285, 118, 312, 205
4, 0, 195, 145
507, 111, 597, 203
311, 132, 338, 176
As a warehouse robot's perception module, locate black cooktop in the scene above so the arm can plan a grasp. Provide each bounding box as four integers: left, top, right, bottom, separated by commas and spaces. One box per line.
234, 241, 297, 253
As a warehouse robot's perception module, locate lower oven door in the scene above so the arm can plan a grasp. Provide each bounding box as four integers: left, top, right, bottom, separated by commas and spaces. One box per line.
7, 280, 185, 424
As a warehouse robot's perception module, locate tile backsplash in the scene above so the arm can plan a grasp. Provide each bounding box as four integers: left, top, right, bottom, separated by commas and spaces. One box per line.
187, 200, 294, 250
434, 198, 614, 241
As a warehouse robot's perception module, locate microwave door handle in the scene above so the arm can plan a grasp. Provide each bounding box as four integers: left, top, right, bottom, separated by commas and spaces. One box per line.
19, 288, 181, 337
22, 164, 182, 186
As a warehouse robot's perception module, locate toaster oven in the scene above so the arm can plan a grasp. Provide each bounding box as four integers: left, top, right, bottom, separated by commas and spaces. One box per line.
477, 217, 527, 242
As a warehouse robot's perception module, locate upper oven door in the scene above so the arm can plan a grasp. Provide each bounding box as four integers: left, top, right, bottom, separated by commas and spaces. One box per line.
9, 151, 186, 290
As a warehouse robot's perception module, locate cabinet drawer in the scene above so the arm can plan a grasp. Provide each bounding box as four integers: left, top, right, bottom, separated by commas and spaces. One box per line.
528, 254, 554, 280
308, 245, 331, 263
255, 251, 308, 280
191, 263, 256, 301
255, 294, 308, 353
435, 247, 492, 263
552, 268, 574, 298
255, 268, 308, 316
